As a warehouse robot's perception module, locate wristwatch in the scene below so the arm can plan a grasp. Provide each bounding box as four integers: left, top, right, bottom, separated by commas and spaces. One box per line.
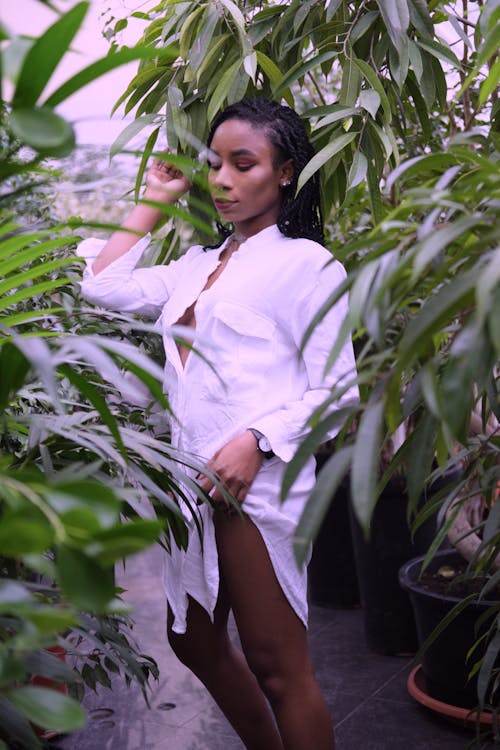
248, 428, 275, 459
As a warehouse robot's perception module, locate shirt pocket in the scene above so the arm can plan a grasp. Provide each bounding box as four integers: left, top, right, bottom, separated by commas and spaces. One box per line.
200, 301, 277, 399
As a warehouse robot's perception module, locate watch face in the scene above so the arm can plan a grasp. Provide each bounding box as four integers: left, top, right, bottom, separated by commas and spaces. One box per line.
259, 436, 272, 453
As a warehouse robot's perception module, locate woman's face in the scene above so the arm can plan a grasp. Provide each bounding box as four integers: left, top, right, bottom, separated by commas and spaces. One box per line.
207, 118, 293, 238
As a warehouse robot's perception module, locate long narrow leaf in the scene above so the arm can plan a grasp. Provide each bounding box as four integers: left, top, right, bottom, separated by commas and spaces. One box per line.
297, 132, 357, 194
13, 2, 88, 107
351, 400, 385, 535
44, 45, 179, 108
293, 446, 353, 565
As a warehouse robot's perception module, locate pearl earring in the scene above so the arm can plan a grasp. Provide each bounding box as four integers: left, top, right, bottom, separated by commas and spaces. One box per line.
281, 180, 292, 187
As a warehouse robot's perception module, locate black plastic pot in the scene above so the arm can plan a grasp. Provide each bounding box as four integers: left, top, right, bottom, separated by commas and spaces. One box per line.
399, 548, 499, 709
308, 474, 360, 608
348, 468, 460, 655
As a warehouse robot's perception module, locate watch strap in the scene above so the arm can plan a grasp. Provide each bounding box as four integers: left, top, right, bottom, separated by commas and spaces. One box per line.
248, 428, 275, 459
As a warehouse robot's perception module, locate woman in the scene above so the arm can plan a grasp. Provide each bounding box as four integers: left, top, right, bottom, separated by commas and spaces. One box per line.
80, 98, 358, 749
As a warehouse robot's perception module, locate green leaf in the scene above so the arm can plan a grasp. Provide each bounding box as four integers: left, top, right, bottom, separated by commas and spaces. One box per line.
408, 39, 423, 82
12, 1, 89, 107
273, 50, 337, 97
207, 60, 240, 123
29, 608, 78, 634
56, 545, 115, 611
407, 413, 438, 513
389, 42, 409, 89
384, 152, 460, 193
0, 256, 72, 296
400, 270, 477, 366
367, 158, 383, 224
326, 0, 343, 22
58, 365, 127, 460
296, 132, 357, 194
413, 216, 484, 279
350, 10, 379, 44
408, 0, 433, 36
347, 150, 368, 190
309, 105, 360, 130
351, 399, 385, 535
0, 278, 69, 313
110, 115, 160, 159
0, 518, 54, 557
416, 38, 461, 70
8, 107, 75, 157
477, 629, 500, 707
7, 686, 86, 733
339, 58, 361, 107
375, 0, 410, 52
476, 21, 500, 71
293, 446, 353, 565
479, 55, 500, 106
88, 520, 162, 565
44, 44, 179, 108
179, 6, 205, 59
45, 481, 120, 528
25, 649, 78, 686
0, 341, 29, 412
352, 58, 392, 123
0, 694, 42, 750
219, 0, 251, 54
359, 88, 381, 119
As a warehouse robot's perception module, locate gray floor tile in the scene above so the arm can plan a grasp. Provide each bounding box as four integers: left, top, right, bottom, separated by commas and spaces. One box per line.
51, 547, 498, 750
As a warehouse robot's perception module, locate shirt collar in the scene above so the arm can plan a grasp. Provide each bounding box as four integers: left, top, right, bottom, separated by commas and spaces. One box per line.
237, 224, 284, 252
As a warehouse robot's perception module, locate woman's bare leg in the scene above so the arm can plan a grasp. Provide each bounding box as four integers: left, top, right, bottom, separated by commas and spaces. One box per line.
167, 583, 283, 749
215, 512, 335, 750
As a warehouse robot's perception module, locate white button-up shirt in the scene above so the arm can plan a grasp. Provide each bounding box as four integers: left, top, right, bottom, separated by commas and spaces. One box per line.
80, 224, 357, 462
79, 224, 358, 632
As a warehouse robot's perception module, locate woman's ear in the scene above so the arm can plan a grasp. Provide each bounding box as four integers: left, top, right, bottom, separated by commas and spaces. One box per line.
279, 159, 294, 188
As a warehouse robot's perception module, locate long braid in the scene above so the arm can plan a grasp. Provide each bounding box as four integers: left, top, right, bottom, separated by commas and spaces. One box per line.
207, 98, 324, 246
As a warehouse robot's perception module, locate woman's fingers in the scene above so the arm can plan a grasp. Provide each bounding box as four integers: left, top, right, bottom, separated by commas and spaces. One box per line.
196, 470, 247, 512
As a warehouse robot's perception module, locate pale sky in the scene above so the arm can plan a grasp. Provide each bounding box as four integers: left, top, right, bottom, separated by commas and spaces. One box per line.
5, 0, 154, 145
4, 1, 474, 147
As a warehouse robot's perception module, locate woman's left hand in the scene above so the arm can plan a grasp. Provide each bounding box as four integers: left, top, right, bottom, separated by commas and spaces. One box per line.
197, 431, 263, 511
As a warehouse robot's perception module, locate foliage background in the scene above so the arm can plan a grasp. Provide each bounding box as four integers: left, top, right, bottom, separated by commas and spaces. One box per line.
0, 0, 499, 745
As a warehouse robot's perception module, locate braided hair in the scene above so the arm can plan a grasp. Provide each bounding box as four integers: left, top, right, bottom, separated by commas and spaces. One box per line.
206, 98, 324, 246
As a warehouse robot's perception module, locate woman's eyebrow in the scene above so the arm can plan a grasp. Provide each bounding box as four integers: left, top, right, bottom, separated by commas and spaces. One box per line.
209, 148, 257, 158
230, 149, 257, 157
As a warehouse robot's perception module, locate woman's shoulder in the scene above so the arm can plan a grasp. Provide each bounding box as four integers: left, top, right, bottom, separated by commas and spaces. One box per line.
275, 233, 341, 272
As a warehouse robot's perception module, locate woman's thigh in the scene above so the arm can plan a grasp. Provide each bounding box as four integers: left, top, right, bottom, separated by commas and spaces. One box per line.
214, 511, 312, 678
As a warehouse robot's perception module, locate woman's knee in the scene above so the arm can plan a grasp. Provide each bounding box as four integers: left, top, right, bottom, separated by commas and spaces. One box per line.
167, 619, 232, 675
245, 646, 314, 706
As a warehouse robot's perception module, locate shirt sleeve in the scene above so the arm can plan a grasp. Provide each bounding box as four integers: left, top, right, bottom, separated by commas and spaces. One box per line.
250, 257, 359, 462
78, 234, 194, 319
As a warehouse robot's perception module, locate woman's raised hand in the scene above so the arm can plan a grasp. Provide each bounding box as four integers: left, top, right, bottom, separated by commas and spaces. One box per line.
144, 153, 192, 204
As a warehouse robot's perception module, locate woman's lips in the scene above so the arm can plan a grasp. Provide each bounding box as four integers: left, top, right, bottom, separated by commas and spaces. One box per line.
213, 198, 237, 212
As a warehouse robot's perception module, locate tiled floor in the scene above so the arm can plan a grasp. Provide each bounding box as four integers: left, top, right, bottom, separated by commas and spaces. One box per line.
52, 546, 497, 750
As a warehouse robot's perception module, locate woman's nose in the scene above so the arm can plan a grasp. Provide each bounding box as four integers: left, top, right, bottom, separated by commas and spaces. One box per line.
212, 164, 232, 189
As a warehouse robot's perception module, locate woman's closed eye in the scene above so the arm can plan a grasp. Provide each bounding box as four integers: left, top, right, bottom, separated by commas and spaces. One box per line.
234, 162, 254, 171
207, 160, 254, 172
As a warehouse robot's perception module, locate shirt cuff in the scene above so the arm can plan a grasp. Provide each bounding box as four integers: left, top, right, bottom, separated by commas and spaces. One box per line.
78, 233, 152, 278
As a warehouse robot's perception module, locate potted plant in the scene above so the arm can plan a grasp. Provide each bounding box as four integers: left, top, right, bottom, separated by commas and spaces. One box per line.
285, 0, 500, 722
0, 7, 207, 747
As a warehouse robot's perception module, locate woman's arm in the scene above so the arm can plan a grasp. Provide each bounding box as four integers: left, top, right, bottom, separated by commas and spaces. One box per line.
92, 157, 191, 275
